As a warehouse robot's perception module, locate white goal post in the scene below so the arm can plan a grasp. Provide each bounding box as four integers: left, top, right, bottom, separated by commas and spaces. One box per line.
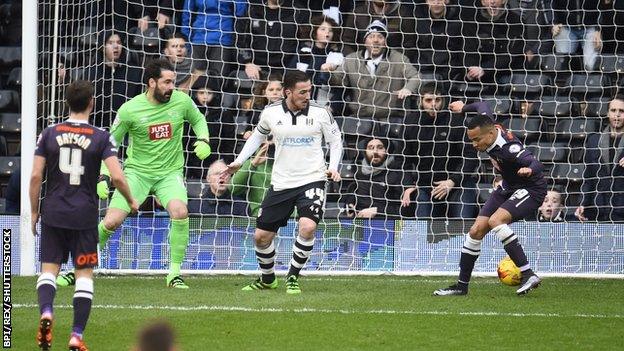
14, 0, 623, 278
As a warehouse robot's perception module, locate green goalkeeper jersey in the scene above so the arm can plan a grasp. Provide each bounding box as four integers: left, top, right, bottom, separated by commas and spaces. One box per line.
111, 90, 209, 176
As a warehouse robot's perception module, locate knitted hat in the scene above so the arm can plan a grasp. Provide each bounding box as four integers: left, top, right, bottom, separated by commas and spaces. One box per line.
363, 20, 388, 41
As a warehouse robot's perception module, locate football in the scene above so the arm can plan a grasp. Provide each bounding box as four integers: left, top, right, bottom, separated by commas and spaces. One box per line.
497, 256, 521, 286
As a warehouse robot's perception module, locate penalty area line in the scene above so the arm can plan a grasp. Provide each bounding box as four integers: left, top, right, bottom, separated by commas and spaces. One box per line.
13, 304, 622, 319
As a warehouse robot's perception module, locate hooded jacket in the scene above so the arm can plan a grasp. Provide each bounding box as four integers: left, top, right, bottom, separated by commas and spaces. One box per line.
329, 48, 420, 120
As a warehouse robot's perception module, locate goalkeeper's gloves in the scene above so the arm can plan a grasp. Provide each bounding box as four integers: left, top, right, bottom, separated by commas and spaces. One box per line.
193, 138, 212, 160
97, 175, 110, 200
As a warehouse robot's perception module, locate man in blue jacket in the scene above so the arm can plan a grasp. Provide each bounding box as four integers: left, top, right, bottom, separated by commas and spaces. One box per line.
181, 0, 247, 77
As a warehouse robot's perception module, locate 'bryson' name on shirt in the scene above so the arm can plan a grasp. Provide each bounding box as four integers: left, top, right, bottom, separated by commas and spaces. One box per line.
55, 132, 92, 150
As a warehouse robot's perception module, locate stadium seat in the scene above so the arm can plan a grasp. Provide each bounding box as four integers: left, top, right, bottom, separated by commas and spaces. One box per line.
0, 156, 19, 176
225, 70, 254, 95
0, 90, 19, 113
539, 96, 573, 118
584, 98, 610, 117
221, 93, 238, 108
551, 163, 585, 184
503, 116, 543, 141
566, 74, 612, 99
481, 96, 512, 116
0, 135, 7, 157
540, 54, 571, 85
77, 26, 98, 47
341, 141, 359, 161
526, 142, 568, 163
541, 54, 570, 72
508, 73, 551, 95
374, 117, 404, 139
336, 116, 373, 137
339, 161, 356, 180
128, 27, 161, 52
419, 72, 449, 92
0, 46, 21, 69
599, 55, 624, 75
554, 118, 601, 140
0, 113, 20, 133
449, 81, 483, 97
6, 67, 20, 88
511, 98, 541, 117
186, 180, 204, 199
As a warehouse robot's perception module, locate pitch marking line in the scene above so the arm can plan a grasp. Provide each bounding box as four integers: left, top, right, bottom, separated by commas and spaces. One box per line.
94, 276, 504, 284
92, 276, 605, 286
13, 304, 622, 319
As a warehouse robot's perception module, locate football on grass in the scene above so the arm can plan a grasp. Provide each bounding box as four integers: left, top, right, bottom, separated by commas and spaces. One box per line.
497, 256, 521, 286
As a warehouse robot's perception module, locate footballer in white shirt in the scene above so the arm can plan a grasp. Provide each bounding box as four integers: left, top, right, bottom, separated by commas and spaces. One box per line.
222, 70, 343, 294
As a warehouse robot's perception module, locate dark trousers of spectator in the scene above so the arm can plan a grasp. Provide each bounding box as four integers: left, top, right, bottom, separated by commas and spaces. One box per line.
414, 187, 479, 220
191, 45, 236, 77
589, 206, 624, 222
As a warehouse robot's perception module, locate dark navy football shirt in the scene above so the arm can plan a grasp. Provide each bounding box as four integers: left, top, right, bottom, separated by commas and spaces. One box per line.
486, 126, 547, 190
464, 102, 547, 190
34, 120, 117, 229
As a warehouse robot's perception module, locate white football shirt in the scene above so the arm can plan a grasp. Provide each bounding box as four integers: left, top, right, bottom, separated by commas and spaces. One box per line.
257, 100, 342, 190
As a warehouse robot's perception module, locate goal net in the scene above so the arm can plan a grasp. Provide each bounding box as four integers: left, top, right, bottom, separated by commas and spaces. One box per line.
23, 0, 624, 276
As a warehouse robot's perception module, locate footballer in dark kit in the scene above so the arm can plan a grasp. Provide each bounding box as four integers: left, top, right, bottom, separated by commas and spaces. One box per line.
31, 80, 136, 350
434, 101, 545, 297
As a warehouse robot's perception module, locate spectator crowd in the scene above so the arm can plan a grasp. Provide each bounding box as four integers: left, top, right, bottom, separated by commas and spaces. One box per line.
19, 0, 624, 221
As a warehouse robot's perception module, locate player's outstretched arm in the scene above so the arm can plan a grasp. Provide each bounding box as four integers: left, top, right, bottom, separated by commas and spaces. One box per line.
228, 129, 267, 174
104, 156, 139, 213
29, 155, 46, 235
185, 93, 212, 160
322, 111, 343, 182
450, 100, 494, 119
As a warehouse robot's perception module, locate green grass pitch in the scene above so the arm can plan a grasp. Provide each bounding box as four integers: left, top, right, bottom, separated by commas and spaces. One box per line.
11, 275, 624, 350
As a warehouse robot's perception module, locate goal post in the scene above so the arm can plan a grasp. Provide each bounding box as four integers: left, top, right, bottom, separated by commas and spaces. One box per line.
16, 0, 624, 278
18, 0, 39, 276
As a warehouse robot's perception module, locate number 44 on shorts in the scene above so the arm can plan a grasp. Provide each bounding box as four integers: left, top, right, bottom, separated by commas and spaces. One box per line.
305, 188, 325, 200
305, 188, 324, 215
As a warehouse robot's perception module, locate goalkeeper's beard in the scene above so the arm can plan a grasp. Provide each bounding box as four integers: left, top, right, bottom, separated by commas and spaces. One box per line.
154, 87, 173, 103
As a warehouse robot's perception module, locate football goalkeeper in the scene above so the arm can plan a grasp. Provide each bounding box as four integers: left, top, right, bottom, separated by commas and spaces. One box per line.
58, 59, 211, 289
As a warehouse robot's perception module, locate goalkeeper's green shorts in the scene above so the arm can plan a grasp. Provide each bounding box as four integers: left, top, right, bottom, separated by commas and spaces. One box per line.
109, 170, 188, 213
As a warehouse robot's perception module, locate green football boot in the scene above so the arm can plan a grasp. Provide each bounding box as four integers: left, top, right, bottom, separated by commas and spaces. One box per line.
285, 275, 301, 295
241, 277, 278, 291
